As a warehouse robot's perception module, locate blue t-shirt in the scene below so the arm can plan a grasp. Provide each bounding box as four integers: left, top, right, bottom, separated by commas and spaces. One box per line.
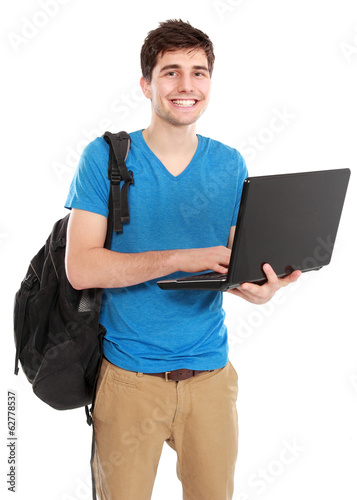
65, 130, 248, 372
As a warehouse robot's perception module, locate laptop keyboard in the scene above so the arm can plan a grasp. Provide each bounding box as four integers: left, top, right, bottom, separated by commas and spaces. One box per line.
178, 272, 228, 282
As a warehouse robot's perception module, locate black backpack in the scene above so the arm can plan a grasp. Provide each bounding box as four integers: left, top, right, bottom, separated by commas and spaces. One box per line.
13, 131, 133, 419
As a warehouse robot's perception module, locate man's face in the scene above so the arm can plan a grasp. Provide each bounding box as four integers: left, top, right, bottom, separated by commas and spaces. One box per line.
141, 48, 211, 127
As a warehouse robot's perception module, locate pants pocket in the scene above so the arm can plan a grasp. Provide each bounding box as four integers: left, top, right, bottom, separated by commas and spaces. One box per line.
92, 358, 110, 417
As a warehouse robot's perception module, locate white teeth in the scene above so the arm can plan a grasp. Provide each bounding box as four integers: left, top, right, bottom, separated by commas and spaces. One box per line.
172, 99, 197, 107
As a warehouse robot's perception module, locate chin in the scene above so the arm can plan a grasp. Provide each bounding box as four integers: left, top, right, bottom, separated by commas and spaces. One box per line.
167, 109, 207, 127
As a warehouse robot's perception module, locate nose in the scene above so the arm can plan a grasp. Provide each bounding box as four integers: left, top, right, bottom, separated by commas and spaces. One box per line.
177, 73, 195, 93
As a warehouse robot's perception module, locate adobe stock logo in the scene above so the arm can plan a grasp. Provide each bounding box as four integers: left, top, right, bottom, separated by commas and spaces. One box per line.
212, 0, 246, 20
247, 439, 306, 495
52, 84, 145, 183
0, 232, 8, 248
350, 373, 357, 395
340, 25, 357, 64
7, 0, 73, 54
228, 234, 336, 351
294, 235, 334, 271
238, 107, 296, 163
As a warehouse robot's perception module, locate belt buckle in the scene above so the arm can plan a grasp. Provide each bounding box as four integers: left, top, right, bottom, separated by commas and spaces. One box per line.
165, 371, 171, 382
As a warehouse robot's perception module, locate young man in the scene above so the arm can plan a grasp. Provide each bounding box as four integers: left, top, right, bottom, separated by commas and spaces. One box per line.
65, 20, 301, 500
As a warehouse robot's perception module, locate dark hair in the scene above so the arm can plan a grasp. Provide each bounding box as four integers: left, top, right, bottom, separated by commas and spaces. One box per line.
140, 19, 215, 82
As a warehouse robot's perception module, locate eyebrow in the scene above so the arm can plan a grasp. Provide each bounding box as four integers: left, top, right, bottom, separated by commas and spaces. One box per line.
159, 64, 209, 73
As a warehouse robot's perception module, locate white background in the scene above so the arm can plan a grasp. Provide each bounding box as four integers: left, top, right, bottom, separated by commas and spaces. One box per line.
1, 1, 357, 499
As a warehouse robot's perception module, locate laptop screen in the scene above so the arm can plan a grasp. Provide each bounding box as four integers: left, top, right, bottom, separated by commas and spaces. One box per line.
227, 168, 351, 284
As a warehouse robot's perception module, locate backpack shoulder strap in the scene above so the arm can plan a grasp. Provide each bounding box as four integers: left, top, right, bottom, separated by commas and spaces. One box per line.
102, 131, 133, 244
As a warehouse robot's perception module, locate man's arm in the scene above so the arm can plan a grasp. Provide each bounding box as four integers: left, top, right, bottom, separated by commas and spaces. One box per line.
226, 226, 301, 304
65, 208, 231, 290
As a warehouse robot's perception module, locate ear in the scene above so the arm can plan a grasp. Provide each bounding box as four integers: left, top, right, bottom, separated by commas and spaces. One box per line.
140, 76, 152, 99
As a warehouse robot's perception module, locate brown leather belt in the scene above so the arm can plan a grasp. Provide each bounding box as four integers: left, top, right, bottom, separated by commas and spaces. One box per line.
147, 369, 213, 382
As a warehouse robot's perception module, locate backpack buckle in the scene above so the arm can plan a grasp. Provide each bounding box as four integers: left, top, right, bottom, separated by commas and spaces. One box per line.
23, 273, 37, 289
110, 171, 122, 183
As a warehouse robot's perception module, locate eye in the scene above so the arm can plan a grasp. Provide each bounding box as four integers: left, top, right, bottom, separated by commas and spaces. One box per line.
194, 71, 208, 78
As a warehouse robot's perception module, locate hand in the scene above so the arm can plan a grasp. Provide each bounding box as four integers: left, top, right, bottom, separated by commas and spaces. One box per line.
227, 263, 302, 305
176, 246, 231, 275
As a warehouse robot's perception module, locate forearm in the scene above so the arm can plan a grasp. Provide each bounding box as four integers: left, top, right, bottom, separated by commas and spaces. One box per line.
66, 247, 179, 290
66, 244, 232, 290
65, 210, 231, 290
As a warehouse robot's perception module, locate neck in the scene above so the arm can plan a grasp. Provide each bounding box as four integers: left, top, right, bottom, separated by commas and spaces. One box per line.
142, 117, 198, 158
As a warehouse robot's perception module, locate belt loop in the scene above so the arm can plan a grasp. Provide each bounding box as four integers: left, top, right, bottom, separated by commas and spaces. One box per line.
136, 372, 144, 378
165, 372, 171, 382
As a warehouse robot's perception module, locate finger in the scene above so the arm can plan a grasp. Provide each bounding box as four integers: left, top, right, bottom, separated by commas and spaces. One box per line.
211, 247, 231, 273
237, 264, 279, 303
227, 287, 252, 300
279, 269, 302, 287
228, 286, 267, 304
212, 263, 229, 274
240, 282, 268, 300
240, 282, 259, 293
262, 263, 279, 286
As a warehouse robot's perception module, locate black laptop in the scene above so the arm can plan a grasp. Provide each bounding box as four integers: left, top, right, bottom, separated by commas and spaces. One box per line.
157, 168, 350, 291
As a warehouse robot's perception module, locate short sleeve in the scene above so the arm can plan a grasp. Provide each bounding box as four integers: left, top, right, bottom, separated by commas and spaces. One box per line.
64, 137, 110, 217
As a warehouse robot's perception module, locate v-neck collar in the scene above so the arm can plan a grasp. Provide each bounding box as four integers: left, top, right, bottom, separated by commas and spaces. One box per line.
138, 130, 202, 181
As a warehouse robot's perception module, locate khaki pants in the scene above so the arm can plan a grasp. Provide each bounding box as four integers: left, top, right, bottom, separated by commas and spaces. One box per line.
93, 358, 238, 500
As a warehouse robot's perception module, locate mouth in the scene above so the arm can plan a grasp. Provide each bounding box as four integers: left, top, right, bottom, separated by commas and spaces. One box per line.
170, 99, 199, 108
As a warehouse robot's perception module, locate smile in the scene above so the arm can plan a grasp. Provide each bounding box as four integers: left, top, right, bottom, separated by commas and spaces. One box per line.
170, 99, 198, 107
